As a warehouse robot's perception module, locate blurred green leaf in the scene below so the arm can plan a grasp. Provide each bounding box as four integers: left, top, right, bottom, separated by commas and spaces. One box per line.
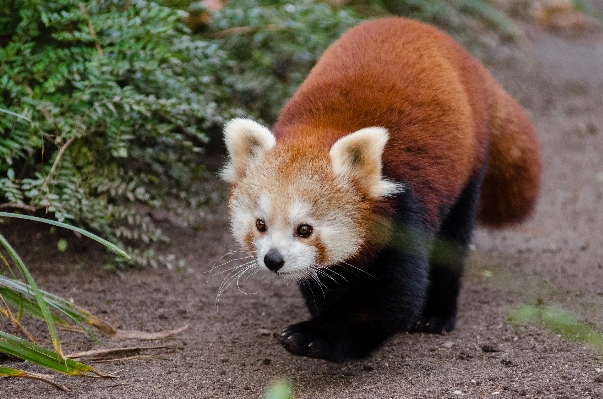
509, 304, 603, 352
56, 238, 68, 252
263, 379, 293, 399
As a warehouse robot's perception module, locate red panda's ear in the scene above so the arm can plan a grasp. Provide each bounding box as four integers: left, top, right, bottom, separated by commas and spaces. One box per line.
221, 118, 276, 183
329, 127, 402, 198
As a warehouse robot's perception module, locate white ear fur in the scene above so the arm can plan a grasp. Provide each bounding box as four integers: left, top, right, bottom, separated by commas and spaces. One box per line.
329, 127, 402, 198
221, 118, 276, 183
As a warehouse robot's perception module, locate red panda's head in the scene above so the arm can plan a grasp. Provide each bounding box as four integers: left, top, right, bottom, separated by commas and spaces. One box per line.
221, 118, 401, 278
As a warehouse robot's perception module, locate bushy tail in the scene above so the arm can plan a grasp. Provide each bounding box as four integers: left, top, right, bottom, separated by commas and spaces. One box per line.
478, 76, 542, 227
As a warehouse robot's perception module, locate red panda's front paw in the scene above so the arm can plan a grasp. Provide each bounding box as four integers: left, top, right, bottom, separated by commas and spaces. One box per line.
278, 322, 332, 360
411, 312, 457, 334
278, 320, 380, 363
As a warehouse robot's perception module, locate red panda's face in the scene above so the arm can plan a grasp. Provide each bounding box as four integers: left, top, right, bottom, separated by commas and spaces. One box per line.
221, 119, 401, 278
228, 153, 363, 277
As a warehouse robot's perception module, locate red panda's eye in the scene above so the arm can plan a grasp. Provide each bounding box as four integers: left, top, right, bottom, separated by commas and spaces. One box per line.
255, 219, 266, 233
296, 224, 313, 238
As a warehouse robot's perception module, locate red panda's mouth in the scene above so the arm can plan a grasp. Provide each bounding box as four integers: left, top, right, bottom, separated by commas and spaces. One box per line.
275, 265, 331, 281
274, 268, 314, 280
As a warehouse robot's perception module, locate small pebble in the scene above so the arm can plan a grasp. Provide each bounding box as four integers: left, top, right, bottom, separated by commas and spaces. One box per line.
481, 344, 500, 353
501, 359, 514, 366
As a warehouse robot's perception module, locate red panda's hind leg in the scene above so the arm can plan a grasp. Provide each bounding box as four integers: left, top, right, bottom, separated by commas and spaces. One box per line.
412, 163, 486, 333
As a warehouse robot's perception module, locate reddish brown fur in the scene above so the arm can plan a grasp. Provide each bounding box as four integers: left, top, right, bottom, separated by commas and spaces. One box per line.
477, 77, 542, 225
272, 18, 541, 227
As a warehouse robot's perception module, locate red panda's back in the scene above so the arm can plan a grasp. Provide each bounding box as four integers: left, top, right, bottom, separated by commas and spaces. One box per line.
273, 18, 491, 225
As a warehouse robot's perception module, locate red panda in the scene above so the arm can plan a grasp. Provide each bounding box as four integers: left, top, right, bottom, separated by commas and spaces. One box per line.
221, 18, 541, 362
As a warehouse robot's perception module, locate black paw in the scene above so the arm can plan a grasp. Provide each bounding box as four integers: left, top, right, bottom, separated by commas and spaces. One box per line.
278, 321, 337, 361
278, 320, 377, 363
411, 312, 456, 334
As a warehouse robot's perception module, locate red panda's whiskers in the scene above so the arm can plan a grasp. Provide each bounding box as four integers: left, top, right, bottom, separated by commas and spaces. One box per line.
309, 274, 327, 300
215, 260, 260, 308
212, 250, 250, 266
235, 265, 260, 296
242, 266, 262, 281
298, 278, 319, 312
210, 258, 256, 276
341, 261, 377, 280
217, 260, 257, 287
312, 268, 338, 285
208, 253, 255, 279
315, 266, 348, 284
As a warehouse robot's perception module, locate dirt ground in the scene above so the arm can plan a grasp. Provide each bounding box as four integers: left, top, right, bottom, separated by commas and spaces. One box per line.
2, 21, 603, 399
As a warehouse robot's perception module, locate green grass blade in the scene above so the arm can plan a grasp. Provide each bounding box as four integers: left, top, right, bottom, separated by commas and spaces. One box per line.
460, 0, 522, 37
0, 276, 115, 338
0, 331, 96, 376
0, 286, 68, 326
0, 212, 130, 259
0, 233, 63, 356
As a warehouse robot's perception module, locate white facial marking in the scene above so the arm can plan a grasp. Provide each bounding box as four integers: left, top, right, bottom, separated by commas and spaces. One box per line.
258, 193, 271, 219
317, 216, 360, 263
288, 199, 312, 225
232, 185, 365, 278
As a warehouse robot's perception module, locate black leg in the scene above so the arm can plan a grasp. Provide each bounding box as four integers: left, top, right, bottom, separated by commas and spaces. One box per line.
414, 166, 486, 333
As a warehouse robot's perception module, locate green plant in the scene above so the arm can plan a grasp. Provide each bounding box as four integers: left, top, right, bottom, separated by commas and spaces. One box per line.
575, 0, 603, 23
509, 303, 603, 353
0, 212, 125, 390
0, 1, 360, 265
207, 0, 361, 123
0, 1, 231, 264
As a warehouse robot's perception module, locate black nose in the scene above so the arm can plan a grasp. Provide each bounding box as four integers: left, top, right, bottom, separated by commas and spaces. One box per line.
264, 249, 285, 272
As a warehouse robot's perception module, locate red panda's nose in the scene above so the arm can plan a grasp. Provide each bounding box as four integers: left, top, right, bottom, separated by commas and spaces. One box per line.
264, 249, 285, 272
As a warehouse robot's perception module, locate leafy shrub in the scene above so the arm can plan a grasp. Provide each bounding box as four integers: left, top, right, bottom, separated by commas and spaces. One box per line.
0, 0, 360, 265
208, 0, 360, 123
